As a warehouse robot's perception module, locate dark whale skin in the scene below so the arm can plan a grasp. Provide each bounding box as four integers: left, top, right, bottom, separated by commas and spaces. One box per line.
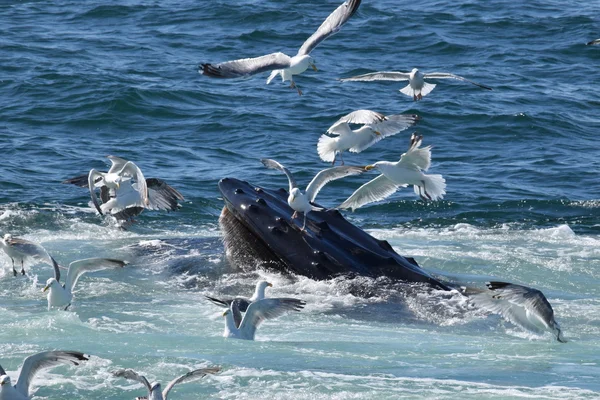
218, 177, 451, 291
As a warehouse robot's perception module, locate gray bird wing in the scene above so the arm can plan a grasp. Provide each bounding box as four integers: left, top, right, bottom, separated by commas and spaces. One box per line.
88, 169, 105, 215
143, 178, 184, 211
162, 367, 221, 400
113, 369, 152, 395
338, 174, 404, 211
200, 52, 292, 78
16, 351, 89, 397
297, 0, 362, 56
305, 165, 366, 203
65, 258, 126, 292
340, 71, 410, 82
260, 158, 297, 194
238, 298, 306, 339
423, 72, 492, 90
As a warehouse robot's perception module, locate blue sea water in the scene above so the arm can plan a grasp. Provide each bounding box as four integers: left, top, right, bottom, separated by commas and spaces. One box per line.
1, 0, 600, 398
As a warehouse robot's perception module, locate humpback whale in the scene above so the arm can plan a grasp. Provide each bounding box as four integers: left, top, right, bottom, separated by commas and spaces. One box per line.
218, 177, 451, 291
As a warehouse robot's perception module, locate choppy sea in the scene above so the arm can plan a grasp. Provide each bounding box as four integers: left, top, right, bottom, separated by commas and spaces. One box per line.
1, 0, 600, 398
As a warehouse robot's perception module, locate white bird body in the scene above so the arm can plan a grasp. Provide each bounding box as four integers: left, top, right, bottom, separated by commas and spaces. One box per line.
0, 351, 88, 400
339, 133, 446, 211
99, 180, 146, 215
43, 258, 126, 310
400, 68, 436, 100
267, 54, 317, 94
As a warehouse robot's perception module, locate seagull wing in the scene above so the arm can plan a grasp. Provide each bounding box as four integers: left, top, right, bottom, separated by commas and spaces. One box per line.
0, 364, 6, 375
261, 158, 297, 193
6, 236, 60, 277
338, 174, 404, 211
238, 298, 306, 339
305, 165, 366, 203
487, 282, 555, 329
297, 0, 362, 56
335, 109, 387, 125
88, 169, 105, 215
65, 258, 126, 292
200, 52, 292, 78
398, 133, 431, 171
113, 369, 152, 395
62, 173, 95, 188
587, 38, 600, 45
340, 71, 410, 82
162, 367, 221, 400
119, 162, 148, 206
372, 114, 420, 137
16, 351, 89, 397
107, 155, 129, 174
423, 72, 492, 90
142, 178, 184, 211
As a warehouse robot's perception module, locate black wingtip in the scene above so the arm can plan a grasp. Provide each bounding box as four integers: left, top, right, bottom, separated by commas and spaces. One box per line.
486, 281, 511, 290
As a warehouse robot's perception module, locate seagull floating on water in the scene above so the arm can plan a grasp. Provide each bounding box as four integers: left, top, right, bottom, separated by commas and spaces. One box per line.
223, 298, 305, 340
0, 234, 59, 277
200, 0, 361, 95
205, 280, 272, 328
113, 366, 221, 400
340, 68, 492, 100
0, 350, 88, 400
42, 257, 127, 311
339, 133, 446, 211
468, 281, 566, 343
318, 110, 420, 166
63, 156, 184, 225
261, 159, 366, 230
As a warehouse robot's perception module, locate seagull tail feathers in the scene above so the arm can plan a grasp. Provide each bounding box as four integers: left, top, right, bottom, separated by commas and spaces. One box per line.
317, 135, 337, 163
420, 82, 436, 97
266, 70, 281, 84
399, 84, 414, 97
415, 174, 446, 201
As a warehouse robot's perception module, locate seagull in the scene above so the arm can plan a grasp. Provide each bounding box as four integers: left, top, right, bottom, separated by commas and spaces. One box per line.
317, 110, 420, 165
199, 0, 361, 95
63, 156, 184, 225
260, 159, 366, 230
0, 234, 59, 277
113, 366, 221, 400
587, 38, 600, 45
340, 68, 492, 100
468, 281, 566, 343
0, 350, 89, 400
42, 257, 127, 311
339, 133, 446, 211
205, 280, 272, 328
223, 298, 305, 340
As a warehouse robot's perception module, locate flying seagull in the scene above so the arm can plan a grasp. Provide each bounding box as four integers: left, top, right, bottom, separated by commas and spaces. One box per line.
261, 159, 366, 230
317, 110, 420, 165
587, 38, 600, 45
63, 156, 184, 225
223, 298, 306, 340
200, 0, 362, 95
113, 366, 221, 400
0, 234, 59, 277
42, 257, 127, 310
340, 68, 492, 100
468, 281, 566, 343
339, 133, 446, 211
205, 280, 273, 328
0, 350, 89, 399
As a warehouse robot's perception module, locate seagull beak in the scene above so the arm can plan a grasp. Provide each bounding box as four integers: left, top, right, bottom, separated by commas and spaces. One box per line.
374, 131, 382, 136
116, 182, 120, 189
42, 285, 50, 293
365, 165, 376, 171
267, 282, 273, 287
311, 64, 318, 72
222, 311, 228, 317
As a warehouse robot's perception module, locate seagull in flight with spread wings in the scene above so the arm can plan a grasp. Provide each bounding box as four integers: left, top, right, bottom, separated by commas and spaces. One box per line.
341, 68, 492, 100
261, 159, 366, 230
200, 0, 361, 95
317, 110, 420, 165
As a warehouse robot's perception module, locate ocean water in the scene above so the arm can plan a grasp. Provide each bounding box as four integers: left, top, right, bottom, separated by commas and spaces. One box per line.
1, 0, 600, 398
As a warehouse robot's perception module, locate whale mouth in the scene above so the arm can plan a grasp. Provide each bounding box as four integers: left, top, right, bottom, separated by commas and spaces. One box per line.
217, 177, 451, 290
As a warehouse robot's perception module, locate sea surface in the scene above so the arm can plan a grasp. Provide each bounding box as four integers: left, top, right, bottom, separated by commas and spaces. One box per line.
1, 0, 600, 398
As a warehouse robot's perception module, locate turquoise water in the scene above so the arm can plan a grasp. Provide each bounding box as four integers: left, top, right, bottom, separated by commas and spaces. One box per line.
1, 0, 600, 398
